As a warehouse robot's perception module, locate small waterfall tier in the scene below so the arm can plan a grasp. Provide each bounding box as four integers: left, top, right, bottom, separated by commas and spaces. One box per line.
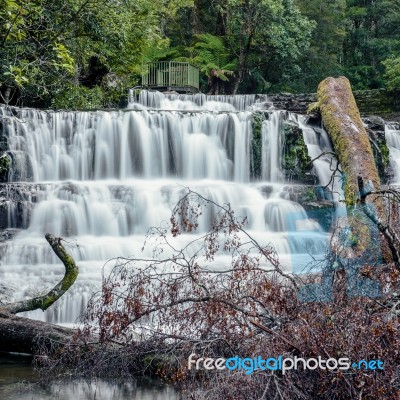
128, 89, 270, 111
385, 122, 400, 184
0, 93, 338, 325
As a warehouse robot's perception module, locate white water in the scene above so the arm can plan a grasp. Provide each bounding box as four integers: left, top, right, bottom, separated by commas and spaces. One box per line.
0, 93, 334, 325
385, 123, 400, 183
262, 111, 284, 182
296, 114, 343, 201
128, 89, 264, 111
4, 108, 253, 182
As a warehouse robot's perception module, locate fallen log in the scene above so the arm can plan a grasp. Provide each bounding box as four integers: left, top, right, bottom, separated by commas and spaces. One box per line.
310, 76, 381, 205
0, 311, 71, 353
310, 76, 395, 264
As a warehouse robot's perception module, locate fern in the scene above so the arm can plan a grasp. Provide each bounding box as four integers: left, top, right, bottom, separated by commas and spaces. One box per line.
142, 39, 181, 64
186, 34, 236, 81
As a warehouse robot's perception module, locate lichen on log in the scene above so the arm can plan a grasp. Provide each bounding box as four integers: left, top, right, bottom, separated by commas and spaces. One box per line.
310, 76, 381, 205
1, 233, 78, 314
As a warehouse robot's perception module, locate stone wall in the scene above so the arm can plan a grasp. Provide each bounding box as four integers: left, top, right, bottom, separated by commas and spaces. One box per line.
267, 89, 400, 118
266, 93, 317, 114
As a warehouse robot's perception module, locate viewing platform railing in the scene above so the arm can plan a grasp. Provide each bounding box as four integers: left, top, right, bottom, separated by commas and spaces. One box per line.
142, 62, 199, 93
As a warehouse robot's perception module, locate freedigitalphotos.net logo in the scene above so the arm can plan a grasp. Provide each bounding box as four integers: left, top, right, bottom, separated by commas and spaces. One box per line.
188, 354, 384, 375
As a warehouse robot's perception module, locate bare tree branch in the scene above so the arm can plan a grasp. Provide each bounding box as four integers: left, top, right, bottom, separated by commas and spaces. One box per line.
1, 233, 79, 314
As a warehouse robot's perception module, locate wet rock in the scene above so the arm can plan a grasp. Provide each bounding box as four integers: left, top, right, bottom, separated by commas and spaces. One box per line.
0, 183, 39, 229
0, 228, 19, 242
0, 282, 16, 305
363, 115, 385, 130
281, 184, 335, 230
0, 153, 11, 182
282, 121, 316, 184
363, 117, 392, 183
258, 185, 274, 198
282, 185, 334, 205
266, 93, 317, 114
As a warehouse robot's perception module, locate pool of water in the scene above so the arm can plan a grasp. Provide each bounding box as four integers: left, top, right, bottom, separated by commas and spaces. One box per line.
0, 353, 179, 400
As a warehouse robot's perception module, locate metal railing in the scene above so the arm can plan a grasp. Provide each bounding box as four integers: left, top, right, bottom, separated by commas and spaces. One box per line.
142, 62, 199, 91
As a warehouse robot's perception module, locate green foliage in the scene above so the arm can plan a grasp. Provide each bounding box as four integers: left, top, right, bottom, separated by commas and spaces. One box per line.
343, 0, 400, 89
346, 65, 383, 90
251, 112, 265, 179
186, 34, 236, 81
290, 0, 346, 92
52, 43, 75, 75
218, 0, 315, 93
142, 39, 181, 64
0, 0, 193, 107
2, 0, 400, 103
52, 85, 104, 110
383, 57, 400, 92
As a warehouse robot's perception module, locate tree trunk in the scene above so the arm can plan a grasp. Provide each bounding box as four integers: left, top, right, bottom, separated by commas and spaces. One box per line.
312, 76, 393, 263
312, 76, 381, 205
2, 86, 11, 104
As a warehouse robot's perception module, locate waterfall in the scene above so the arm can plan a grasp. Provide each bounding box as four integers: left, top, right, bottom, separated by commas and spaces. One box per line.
261, 111, 284, 182
5, 108, 253, 182
128, 89, 266, 111
385, 123, 400, 183
296, 115, 342, 201
0, 93, 334, 325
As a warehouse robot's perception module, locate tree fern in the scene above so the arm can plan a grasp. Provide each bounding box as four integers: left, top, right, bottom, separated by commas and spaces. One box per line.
186, 34, 236, 81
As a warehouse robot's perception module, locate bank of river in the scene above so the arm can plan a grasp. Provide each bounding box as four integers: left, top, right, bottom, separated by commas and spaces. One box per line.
0, 353, 178, 400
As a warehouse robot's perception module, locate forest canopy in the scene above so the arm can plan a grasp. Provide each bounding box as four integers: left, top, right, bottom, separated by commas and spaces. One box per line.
1, 0, 400, 107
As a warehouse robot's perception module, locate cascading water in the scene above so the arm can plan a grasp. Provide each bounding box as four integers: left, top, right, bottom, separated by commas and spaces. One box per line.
295, 114, 342, 201
0, 91, 334, 325
128, 89, 267, 111
385, 123, 400, 183
261, 111, 284, 182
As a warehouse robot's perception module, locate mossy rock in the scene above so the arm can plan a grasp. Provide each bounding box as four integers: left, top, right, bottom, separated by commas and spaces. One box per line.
0, 118, 8, 153
0, 153, 11, 183
282, 121, 315, 184
366, 128, 391, 182
251, 111, 266, 179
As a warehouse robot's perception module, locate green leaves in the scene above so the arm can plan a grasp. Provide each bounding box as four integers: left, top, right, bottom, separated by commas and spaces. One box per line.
0, 0, 194, 106
343, 0, 400, 89
3, 65, 29, 87
383, 57, 400, 92
187, 34, 236, 81
52, 43, 75, 74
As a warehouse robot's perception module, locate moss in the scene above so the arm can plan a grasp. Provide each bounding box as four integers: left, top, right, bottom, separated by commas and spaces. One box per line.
379, 141, 390, 168
317, 77, 381, 205
369, 135, 390, 180
307, 101, 320, 114
282, 121, 313, 183
251, 111, 265, 179
299, 186, 318, 202
42, 237, 79, 310
0, 153, 11, 183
